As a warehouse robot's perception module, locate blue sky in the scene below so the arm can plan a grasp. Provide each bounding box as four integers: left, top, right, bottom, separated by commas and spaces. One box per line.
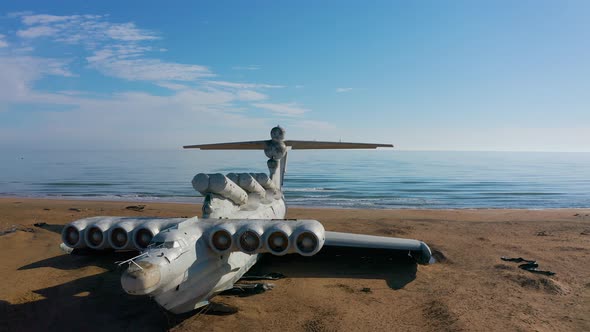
0, 1, 588, 151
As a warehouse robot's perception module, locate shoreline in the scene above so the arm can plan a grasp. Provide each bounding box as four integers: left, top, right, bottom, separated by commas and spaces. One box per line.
1, 196, 588, 212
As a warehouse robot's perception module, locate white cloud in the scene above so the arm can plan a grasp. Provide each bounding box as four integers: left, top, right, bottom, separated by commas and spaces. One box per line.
105, 22, 159, 41
0, 12, 321, 148
21, 14, 81, 25
253, 102, 310, 116
10, 13, 215, 82
0, 78, 276, 148
207, 81, 284, 89
0, 56, 73, 100
13, 14, 156, 44
17, 26, 59, 38
336, 87, 353, 93
156, 82, 190, 90
236, 90, 268, 101
89, 58, 213, 81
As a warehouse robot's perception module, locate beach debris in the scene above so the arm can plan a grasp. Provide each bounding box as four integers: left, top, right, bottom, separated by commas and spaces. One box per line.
431, 248, 449, 263
202, 302, 239, 315
43, 208, 51, 211
68, 208, 82, 212
501, 257, 535, 263
501, 256, 555, 276
535, 231, 550, 236
240, 272, 285, 280
33, 222, 47, 227
220, 283, 275, 297
581, 229, 590, 236
0, 224, 35, 236
125, 205, 145, 212
361, 287, 372, 293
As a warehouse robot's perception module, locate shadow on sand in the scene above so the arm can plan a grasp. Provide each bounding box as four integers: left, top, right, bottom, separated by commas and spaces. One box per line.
33, 223, 64, 235
3, 252, 175, 332
2, 248, 417, 331
250, 247, 418, 290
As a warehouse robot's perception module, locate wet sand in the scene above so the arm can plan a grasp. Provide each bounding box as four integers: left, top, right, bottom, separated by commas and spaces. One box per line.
0, 198, 589, 331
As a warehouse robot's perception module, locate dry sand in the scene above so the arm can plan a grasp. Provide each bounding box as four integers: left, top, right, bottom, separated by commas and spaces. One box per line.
0, 198, 589, 331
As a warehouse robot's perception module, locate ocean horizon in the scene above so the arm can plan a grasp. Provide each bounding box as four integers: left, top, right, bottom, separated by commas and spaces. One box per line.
1, 149, 589, 209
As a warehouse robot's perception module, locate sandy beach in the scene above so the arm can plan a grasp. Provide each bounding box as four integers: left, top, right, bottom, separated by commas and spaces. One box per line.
0, 198, 589, 331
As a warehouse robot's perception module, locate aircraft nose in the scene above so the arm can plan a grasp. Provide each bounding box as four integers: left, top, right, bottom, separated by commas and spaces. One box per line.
121, 261, 161, 295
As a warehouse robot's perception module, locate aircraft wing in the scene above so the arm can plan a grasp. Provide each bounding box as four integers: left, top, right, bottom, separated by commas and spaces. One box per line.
324, 231, 432, 264
61, 216, 431, 264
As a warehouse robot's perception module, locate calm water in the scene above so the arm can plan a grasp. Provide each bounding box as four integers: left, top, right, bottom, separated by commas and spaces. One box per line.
0, 150, 589, 209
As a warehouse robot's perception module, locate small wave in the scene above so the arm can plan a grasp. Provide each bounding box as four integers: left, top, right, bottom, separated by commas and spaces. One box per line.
284, 187, 335, 192
40, 182, 118, 187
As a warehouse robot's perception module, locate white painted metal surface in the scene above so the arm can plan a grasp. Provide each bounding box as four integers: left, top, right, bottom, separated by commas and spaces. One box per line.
60, 126, 431, 314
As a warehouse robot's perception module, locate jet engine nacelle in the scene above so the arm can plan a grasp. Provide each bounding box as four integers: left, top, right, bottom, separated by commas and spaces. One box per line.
62, 217, 189, 251
62, 217, 94, 248
206, 219, 325, 256
264, 223, 292, 255
131, 219, 185, 250
291, 222, 325, 256
85, 218, 118, 249
108, 220, 145, 250
208, 223, 237, 254
192, 173, 248, 205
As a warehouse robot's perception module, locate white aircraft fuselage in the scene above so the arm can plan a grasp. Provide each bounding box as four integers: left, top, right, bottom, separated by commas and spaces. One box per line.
120, 200, 287, 314
61, 126, 432, 314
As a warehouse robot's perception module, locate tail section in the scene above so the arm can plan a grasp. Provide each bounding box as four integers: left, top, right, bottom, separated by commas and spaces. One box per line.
183, 126, 393, 189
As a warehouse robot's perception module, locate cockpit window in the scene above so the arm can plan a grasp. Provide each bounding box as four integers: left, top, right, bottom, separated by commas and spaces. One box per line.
149, 241, 179, 249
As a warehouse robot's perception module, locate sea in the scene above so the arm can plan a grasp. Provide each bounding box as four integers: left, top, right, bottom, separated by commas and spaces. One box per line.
1, 149, 589, 209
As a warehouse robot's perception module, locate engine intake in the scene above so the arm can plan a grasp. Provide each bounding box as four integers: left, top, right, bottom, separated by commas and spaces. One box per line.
291, 221, 325, 256
264, 225, 291, 255
236, 225, 262, 254
63, 225, 82, 247
295, 231, 319, 255
134, 228, 154, 249
110, 227, 129, 249
238, 230, 262, 253
86, 226, 106, 248
211, 229, 233, 252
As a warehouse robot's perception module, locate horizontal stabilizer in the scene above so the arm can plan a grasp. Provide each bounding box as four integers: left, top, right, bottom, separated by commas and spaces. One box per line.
285, 140, 392, 149
184, 140, 392, 150
184, 140, 267, 150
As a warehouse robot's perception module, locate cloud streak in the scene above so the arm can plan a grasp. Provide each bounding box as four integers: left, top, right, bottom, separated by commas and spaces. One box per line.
0, 11, 324, 148
11, 13, 207, 82
253, 103, 310, 116
207, 81, 285, 89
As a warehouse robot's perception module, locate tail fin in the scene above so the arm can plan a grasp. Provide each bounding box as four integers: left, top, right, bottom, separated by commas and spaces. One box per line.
183, 127, 393, 188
